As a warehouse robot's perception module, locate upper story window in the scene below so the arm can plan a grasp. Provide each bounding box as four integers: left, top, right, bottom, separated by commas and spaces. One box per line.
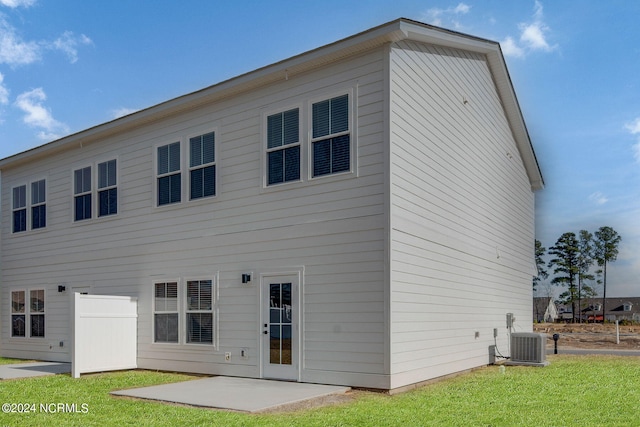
30, 180, 46, 230
624, 302, 632, 312
12, 179, 46, 233
157, 142, 181, 206
311, 94, 350, 177
74, 160, 118, 221
156, 131, 217, 206
74, 166, 92, 221
267, 108, 300, 185
189, 132, 216, 200
98, 159, 117, 216
12, 185, 26, 233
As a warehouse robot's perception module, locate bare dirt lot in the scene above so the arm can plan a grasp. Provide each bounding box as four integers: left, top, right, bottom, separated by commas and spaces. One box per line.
534, 323, 640, 350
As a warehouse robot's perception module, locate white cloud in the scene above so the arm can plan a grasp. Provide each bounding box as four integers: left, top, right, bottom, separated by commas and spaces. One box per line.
500, 36, 524, 58
0, 72, 8, 104
0, 0, 36, 8
625, 117, 640, 163
0, 15, 40, 65
50, 31, 92, 63
111, 107, 139, 119
519, 21, 552, 51
0, 16, 92, 66
588, 192, 608, 206
501, 1, 557, 58
625, 117, 640, 134
421, 2, 471, 28
453, 3, 470, 14
14, 88, 69, 140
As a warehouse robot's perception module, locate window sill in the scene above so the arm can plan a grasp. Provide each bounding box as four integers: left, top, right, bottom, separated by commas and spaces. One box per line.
150, 342, 216, 351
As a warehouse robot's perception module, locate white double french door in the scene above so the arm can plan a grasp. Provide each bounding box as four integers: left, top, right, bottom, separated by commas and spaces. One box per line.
261, 275, 299, 381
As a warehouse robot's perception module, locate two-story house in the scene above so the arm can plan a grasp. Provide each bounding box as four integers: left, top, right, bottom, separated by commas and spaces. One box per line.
0, 18, 543, 391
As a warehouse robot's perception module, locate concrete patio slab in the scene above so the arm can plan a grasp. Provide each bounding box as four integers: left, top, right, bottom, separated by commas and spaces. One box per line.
112, 376, 351, 413
0, 362, 71, 379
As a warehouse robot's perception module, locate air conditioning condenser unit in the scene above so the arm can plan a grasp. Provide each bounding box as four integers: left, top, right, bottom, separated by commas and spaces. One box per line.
506, 332, 549, 366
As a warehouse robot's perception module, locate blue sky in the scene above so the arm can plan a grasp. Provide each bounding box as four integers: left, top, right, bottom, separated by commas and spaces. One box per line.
0, 1, 638, 297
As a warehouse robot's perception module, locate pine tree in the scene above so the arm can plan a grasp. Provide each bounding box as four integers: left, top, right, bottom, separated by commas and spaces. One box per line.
594, 226, 621, 322
576, 230, 595, 322
548, 232, 580, 322
533, 239, 548, 292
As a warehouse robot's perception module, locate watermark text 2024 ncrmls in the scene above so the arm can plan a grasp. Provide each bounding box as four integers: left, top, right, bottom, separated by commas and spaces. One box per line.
2, 402, 89, 414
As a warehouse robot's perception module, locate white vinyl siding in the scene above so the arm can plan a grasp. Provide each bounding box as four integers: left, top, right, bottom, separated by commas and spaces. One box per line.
1, 46, 386, 386
0, 21, 541, 391
388, 41, 535, 386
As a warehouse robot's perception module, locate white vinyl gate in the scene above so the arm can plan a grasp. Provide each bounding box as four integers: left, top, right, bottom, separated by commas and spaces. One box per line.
72, 293, 137, 378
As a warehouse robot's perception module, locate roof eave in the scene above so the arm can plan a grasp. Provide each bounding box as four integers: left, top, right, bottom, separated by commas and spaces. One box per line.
0, 18, 545, 191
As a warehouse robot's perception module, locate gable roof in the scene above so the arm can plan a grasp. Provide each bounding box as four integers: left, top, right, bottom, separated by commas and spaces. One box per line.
581, 297, 640, 315
0, 18, 543, 190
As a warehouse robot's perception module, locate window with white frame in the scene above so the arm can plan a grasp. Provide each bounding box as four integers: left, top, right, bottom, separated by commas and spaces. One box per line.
30, 289, 45, 337
153, 279, 214, 345
157, 142, 181, 206
186, 280, 213, 344
266, 108, 300, 185
31, 180, 46, 229
311, 94, 350, 177
11, 289, 45, 338
12, 185, 27, 233
74, 160, 118, 221
189, 132, 216, 200
11, 290, 25, 337
74, 166, 92, 221
12, 180, 46, 232
98, 159, 118, 216
154, 282, 179, 343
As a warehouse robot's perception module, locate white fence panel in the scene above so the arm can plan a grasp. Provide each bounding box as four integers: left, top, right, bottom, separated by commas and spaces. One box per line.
72, 293, 138, 378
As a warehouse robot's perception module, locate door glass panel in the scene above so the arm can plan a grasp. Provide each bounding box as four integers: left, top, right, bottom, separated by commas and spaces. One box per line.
281, 325, 292, 365
268, 282, 293, 366
270, 284, 280, 323
282, 283, 291, 324
270, 325, 280, 364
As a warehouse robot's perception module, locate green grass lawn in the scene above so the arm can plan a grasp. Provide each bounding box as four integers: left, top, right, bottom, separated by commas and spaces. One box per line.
0, 355, 638, 426
0, 356, 35, 365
